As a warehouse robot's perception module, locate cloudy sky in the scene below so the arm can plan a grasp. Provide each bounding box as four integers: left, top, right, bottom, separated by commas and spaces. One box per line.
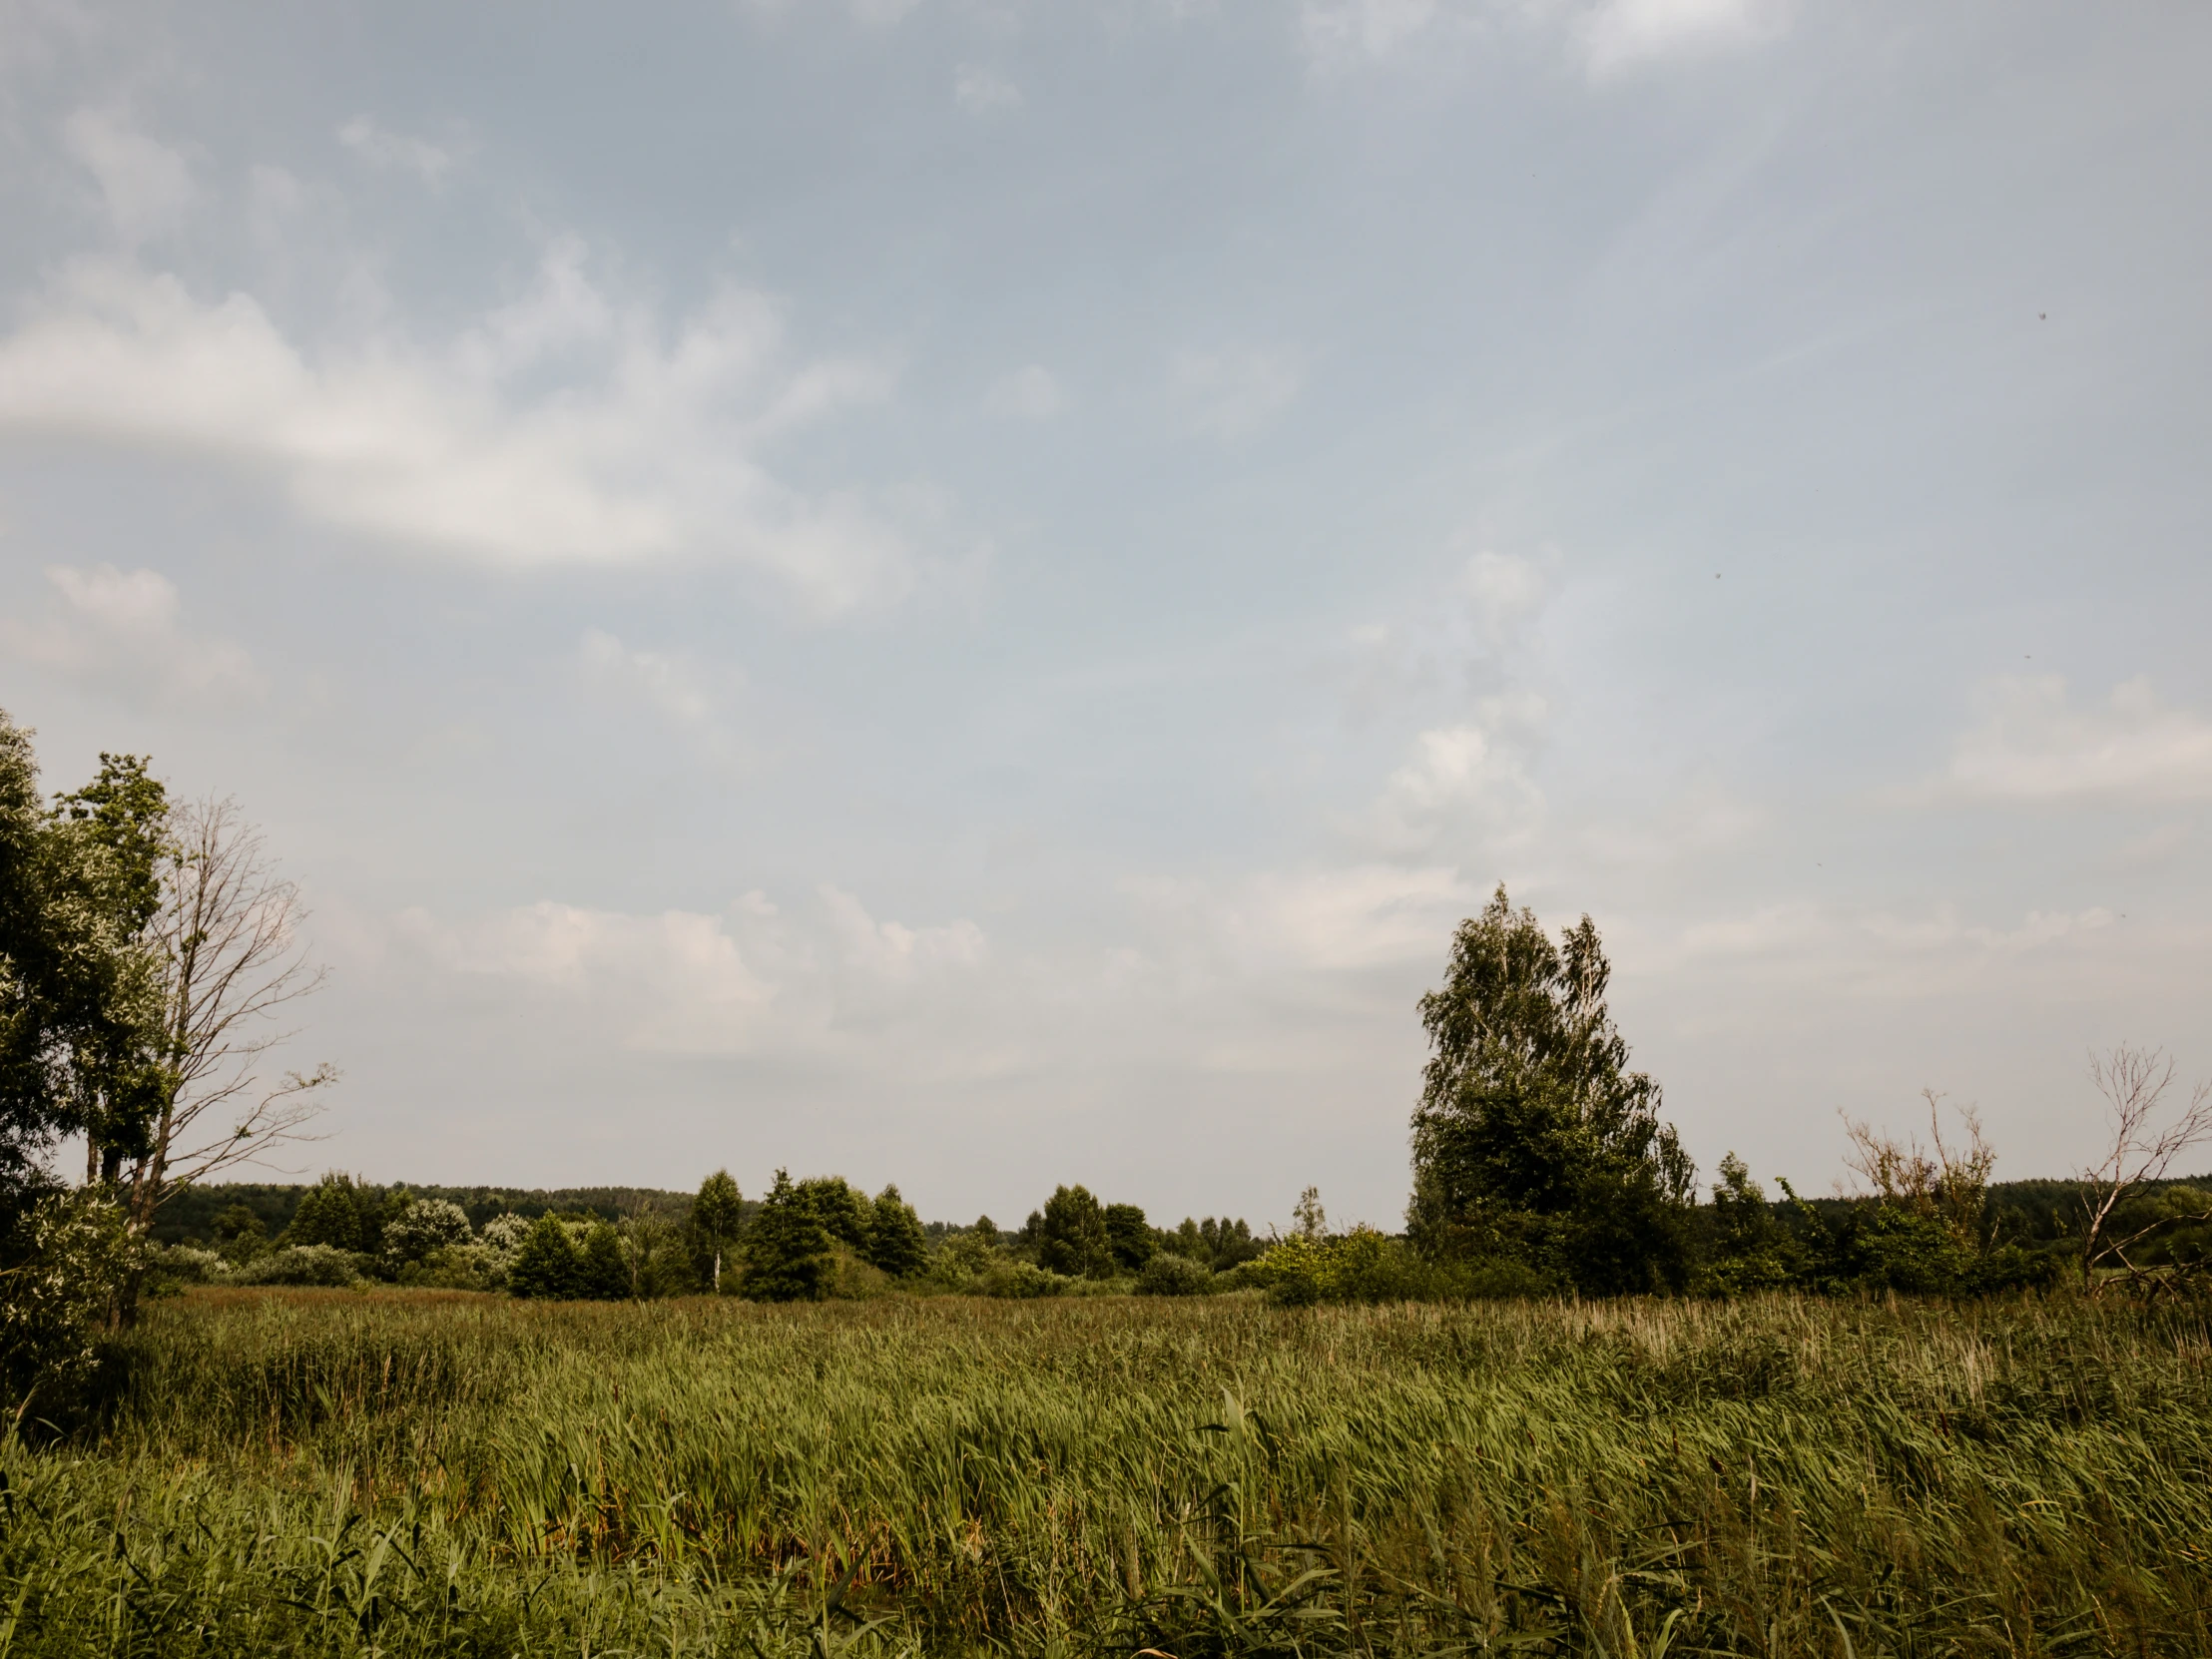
1, 0, 2207, 1229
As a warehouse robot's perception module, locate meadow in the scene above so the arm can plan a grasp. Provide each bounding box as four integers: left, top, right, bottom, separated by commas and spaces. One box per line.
3, 1287, 2209, 1658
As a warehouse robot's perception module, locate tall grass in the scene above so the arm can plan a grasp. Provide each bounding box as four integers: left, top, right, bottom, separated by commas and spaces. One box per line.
4, 1288, 2209, 1654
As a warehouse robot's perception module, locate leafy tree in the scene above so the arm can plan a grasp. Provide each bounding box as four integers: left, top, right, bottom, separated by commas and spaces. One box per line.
289, 1174, 376, 1251
794, 1176, 873, 1249
746, 1169, 831, 1302
1036, 1184, 1112, 1278
864, 1183, 927, 1279
690, 1169, 745, 1293
210, 1202, 267, 1263
508, 1213, 584, 1300
0, 719, 166, 1228
1408, 885, 1695, 1296
1698, 1154, 1795, 1294
1103, 1202, 1155, 1272
578, 1221, 631, 1300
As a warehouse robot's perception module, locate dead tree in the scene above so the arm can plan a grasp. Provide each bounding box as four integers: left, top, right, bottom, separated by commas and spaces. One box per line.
2077, 1044, 2212, 1294
1841, 1090, 1996, 1250
116, 796, 335, 1316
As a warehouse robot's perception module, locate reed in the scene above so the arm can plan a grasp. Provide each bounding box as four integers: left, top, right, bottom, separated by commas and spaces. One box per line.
3, 1288, 2208, 1655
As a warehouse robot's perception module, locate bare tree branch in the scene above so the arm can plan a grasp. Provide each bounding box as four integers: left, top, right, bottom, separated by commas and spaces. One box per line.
118, 796, 336, 1305
2077, 1044, 2212, 1295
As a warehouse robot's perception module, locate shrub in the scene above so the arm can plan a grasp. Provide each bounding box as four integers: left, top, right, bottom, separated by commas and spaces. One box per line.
383, 1200, 473, 1268
227, 1245, 361, 1288
1135, 1252, 1212, 1297
1, 1192, 133, 1420
479, 1213, 532, 1255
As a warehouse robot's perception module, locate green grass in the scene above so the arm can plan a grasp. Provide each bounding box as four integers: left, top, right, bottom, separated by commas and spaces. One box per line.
3, 1287, 2210, 1655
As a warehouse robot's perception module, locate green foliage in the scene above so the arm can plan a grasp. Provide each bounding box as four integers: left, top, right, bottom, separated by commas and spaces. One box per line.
226, 1244, 363, 1288
577, 1222, 631, 1300
689, 1168, 745, 1292
507, 1213, 585, 1300
1695, 1153, 1797, 1295
287, 1173, 379, 1252
1035, 1184, 1112, 1278
862, 1184, 927, 1279
745, 1169, 832, 1303
794, 1176, 873, 1250
381, 1198, 472, 1267
0, 715, 168, 1211
0, 1190, 133, 1423
1409, 885, 1695, 1296
1103, 1202, 1154, 1272
1134, 1251, 1212, 1296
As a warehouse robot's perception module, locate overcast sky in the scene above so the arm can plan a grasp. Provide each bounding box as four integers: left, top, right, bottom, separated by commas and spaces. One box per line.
1, 0, 2207, 1230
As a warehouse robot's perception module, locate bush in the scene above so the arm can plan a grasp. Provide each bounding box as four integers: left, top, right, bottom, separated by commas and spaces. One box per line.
226, 1245, 362, 1288
1, 1192, 133, 1420
1135, 1252, 1212, 1297
979, 1260, 1068, 1299
383, 1199, 473, 1268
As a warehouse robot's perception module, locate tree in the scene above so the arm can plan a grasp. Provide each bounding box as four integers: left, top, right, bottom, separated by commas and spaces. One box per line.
578, 1221, 631, 1300
690, 1169, 745, 1293
1036, 1184, 1112, 1278
1103, 1202, 1155, 1272
864, 1183, 928, 1279
509, 1213, 584, 1299
746, 1169, 831, 1302
1292, 1187, 1327, 1241
0, 722, 165, 1227
1841, 1092, 1994, 1252
794, 1176, 873, 1249
287, 1173, 376, 1251
2077, 1044, 2212, 1293
102, 796, 338, 1320
1407, 886, 1695, 1296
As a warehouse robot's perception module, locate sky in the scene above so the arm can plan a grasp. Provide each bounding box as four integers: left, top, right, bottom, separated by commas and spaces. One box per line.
0, 0, 2207, 1231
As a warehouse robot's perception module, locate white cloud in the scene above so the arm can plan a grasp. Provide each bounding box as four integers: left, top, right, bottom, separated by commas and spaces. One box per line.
821, 885, 988, 979
0, 249, 911, 611
391, 884, 987, 1055
984, 363, 1063, 419
1, 564, 261, 697
954, 64, 1023, 115
1579, 0, 1784, 78
404, 900, 777, 1055
1369, 694, 1548, 854
337, 117, 454, 185
1945, 676, 2212, 806
62, 109, 194, 242
1169, 345, 1303, 439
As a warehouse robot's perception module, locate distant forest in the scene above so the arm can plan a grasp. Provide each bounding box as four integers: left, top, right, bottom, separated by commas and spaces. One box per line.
154, 1171, 2209, 1256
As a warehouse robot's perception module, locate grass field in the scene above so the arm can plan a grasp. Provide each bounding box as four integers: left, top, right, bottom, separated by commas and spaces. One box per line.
3, 1287, 2209, 1656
